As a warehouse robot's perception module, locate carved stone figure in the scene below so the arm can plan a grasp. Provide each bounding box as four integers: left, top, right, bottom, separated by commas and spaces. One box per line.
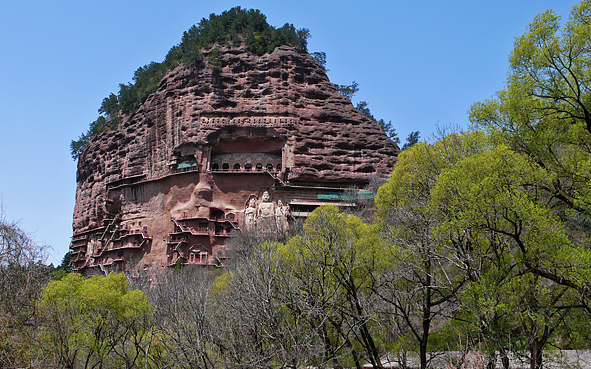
275, 198, 288, 229
244, 196, 257, 228
257, 191, 275, 219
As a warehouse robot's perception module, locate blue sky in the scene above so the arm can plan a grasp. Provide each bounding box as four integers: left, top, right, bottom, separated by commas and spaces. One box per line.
0, 0, 579, 264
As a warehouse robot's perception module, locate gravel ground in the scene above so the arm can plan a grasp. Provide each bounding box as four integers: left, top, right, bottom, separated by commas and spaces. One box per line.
362, 350, 591, 368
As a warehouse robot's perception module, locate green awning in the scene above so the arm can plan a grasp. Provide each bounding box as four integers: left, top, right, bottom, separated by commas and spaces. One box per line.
178, 162, 197, 169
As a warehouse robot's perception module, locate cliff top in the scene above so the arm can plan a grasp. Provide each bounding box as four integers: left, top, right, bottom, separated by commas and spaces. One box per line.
71, 6, 310, 159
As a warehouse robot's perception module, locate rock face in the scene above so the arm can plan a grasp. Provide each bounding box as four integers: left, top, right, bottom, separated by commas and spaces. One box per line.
70, 44, 398, 274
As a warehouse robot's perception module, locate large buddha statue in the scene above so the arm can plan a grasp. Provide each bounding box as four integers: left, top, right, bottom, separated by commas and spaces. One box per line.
257, 191, 275, 219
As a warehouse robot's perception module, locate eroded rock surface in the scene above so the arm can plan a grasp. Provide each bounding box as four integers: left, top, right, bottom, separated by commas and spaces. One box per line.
70, 44, 399, 274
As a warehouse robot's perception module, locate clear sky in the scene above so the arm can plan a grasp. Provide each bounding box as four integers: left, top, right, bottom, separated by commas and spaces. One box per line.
0, 0, 580, 265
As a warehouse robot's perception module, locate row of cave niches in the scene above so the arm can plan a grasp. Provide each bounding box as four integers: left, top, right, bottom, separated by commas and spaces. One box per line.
69, 218, 153, 272
210, 162, 281, 172
165, 212, 236, 267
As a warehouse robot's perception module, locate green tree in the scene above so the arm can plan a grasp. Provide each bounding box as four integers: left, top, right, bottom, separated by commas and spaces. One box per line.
98, 93, 119, 117
133, 62, 167, 105
279, 205, 387, 368
469, 0, 591, 327
335, 81, 359, 100
375, 132, 482, 369
70, 116, 118, 160
70, 132, 90, 160
356, 101, 374, 120
39, 273, 154, 369
118, 82, 139, 115
470, 0, 591, 221
377, 119, 400, 144
506, 1, 591, 135
311, 51, 328, 72
401, 131, 420, 150
59, 252, 71, 271
430, 144, 580, 369
50, 252, 71, 280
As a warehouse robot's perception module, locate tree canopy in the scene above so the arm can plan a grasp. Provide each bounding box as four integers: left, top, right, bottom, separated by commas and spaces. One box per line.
39, 273, 154, 368
470, 0, 591, 220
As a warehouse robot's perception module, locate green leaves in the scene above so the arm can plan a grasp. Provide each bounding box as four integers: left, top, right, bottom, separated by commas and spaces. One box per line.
171, 6, 308, 61
374, 121, 591, 364
430, 145, 571, 266
39, 273, 154, 368
335, 81, 359, 100
473, 0, 591, 141
273, 206, 387, 366
98, 93, 119, 118
463, 5, 591, 359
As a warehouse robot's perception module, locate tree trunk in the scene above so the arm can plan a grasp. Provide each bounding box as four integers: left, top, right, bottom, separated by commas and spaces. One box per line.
530, 338, 544, 369
419, 266, 432, 369
486, 350, 496, 369
500, 348, 510, 369
530, 325, 550, 369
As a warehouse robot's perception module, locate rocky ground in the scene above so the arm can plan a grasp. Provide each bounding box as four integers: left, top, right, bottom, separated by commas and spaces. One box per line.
362, 350, 591, 368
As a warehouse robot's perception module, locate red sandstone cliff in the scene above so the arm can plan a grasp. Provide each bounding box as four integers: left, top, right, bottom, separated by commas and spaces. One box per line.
70, 44, 398, 272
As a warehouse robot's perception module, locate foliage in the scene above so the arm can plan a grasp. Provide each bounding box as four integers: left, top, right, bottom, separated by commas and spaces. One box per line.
507, 1, 591, 135
466, 4, 591, 365
470, 0, 591, 222
356, 101, 375, 120
377, 119, 400, 144
374, 122, 591, 367
49, 267, 68, 281
71, 6, 310, 160
49, 253, 71, 280
335, 80, 359, 100
70, 115, 119, 160
38, 272, 154, 368
59, 251, 72, 270
69, 132, 89, 161
311, 51, 328, 72
98, 93, 119, 117
469, 0, 591, 300
375, 131, 485, 369
277, 206, 389, 368
0, 207, 48, 368
170, 6, 308, 62
430, 144, 579, 367
401, 131, 420, 150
